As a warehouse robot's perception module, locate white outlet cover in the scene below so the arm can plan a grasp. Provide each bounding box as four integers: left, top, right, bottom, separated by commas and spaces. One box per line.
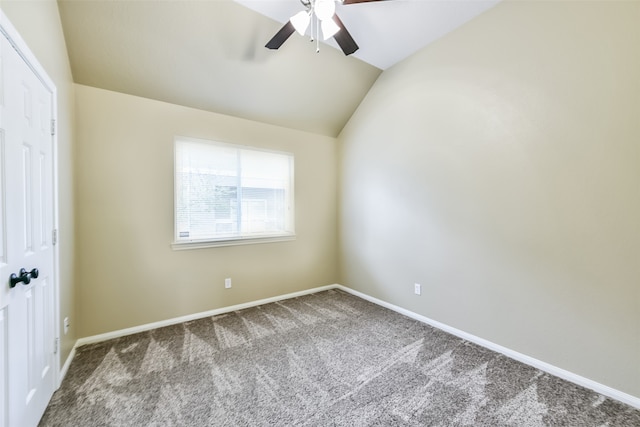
414, 283, 422, 295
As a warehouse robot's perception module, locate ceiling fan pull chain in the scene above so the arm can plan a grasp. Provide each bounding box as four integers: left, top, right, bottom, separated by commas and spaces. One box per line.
310, 6, 315, 42
316, 17, 320, 52
315, 0, 320, 52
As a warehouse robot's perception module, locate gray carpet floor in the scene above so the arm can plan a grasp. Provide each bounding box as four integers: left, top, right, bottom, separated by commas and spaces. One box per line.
40, 289, 640, 426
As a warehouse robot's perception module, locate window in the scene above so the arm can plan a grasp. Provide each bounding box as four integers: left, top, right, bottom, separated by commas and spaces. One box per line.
173, 137, 294, 249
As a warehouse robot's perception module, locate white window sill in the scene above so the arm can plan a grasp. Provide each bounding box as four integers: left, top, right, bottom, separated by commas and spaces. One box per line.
171, 234, 296, 250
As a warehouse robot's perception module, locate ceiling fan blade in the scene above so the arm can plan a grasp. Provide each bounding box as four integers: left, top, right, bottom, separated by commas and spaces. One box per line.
342, 0, 386, 4
265, 22, 296, 50
332, 14, 359, 56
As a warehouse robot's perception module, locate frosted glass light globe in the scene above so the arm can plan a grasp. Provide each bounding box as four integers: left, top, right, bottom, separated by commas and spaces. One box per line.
290, 10, 311, 35
314, 0, 336, 21
322, 19, 340, 40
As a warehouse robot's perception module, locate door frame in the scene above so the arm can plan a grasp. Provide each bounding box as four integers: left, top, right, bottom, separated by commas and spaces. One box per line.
0, 8, 61, 388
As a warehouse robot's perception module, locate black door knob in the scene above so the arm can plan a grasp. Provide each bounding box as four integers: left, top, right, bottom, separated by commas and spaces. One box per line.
9, 268, 38, 288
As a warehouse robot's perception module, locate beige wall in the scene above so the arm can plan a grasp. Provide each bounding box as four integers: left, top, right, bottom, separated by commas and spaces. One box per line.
75, 85, 338, 337
1, 0, 76, 363
339, 1, 640, 398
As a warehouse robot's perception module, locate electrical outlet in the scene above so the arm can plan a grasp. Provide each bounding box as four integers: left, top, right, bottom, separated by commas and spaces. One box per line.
414, 283, 422, 295
225, 278, 232, 289
63, 317, 70, 334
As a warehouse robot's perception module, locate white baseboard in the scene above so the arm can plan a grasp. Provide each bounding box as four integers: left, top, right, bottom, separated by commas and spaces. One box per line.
68, 283, 639, 410
58, 345, 76, 387
75, 284, 338, 348
334, 284, 640, 410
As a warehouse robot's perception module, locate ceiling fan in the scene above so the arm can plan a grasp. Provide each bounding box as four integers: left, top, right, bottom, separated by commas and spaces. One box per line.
265, 0, 386, 56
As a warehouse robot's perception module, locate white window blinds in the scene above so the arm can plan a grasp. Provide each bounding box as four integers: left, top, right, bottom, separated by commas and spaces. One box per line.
174, 137, 294, 246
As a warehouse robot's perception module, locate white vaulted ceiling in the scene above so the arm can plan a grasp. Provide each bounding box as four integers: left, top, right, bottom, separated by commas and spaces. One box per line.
57, 0, 500, 137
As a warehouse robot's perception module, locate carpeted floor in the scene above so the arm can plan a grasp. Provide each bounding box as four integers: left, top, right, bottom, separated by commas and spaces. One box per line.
40, 289, 640, 426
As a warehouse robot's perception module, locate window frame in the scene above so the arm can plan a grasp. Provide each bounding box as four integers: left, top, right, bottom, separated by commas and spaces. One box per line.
171, 136, 295, 250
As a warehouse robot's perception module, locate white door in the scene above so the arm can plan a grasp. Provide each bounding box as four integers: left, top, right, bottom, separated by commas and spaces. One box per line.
0, 22, 57, 427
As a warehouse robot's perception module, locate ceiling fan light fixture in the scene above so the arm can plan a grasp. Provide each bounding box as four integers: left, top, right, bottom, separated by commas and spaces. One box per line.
268, 0, 364, 56
314, 0, 336, 21
321, 18, 340, 40
290, 10, 311, 35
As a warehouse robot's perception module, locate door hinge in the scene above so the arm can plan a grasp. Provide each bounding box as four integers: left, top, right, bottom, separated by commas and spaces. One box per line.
54, 337, 59, 355
52, 229, 58, 246
51, 119, 56, 136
